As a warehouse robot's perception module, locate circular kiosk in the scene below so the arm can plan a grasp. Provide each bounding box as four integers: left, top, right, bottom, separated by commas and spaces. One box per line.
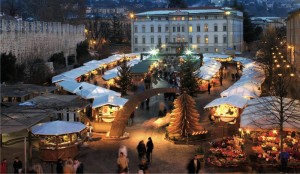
32, 121, 87, 162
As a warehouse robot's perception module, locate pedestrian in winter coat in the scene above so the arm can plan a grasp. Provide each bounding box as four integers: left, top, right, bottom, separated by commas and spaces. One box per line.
56, 158, 64, 174
187, 155, 201, 174
137, 140, 147, 159
13, 157, 22, 174
117, 152, 129, 174
146, 137, 154, 163
0, 159, 7, 174
207, 82, 211, 95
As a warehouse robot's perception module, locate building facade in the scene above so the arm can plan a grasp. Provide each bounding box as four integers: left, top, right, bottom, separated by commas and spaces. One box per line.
0, 15, 85, 64
131, 7, 243, 54
287, 9, 300, 77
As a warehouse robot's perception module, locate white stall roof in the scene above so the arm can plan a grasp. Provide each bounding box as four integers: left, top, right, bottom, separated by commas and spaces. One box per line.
85, 87, 121, 99
62, 68, 88, 79
221, 85, 260, 98
204, 95, 248, 109
32, 121, 86, 135
204, 53, 231, 59
240, 97, 300, 131
92, 95, 128, 108
79, 65, 99, 72
102, 58, 142, 81
57, 81, 82, 93
197, 59, 221, 80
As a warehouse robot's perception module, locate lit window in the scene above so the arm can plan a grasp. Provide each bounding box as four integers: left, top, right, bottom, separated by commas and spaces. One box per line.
189, 17, 193, 21
205, 36, 209, 44
204, 24, 208, 32
215, 48, 218, 52
189, 26, 193, 32
182, 17, 185, 20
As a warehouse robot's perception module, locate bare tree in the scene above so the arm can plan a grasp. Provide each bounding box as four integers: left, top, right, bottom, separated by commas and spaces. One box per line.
242, 41, 300, 170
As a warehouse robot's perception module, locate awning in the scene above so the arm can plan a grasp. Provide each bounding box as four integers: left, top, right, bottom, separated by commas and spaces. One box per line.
92, 95, 128, 108
204, 95, 248, 109
31, 121, 86, 136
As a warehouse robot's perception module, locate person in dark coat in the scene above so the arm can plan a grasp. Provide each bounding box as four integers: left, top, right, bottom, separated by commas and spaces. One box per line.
146, 137, 154, 163
207, 82, 211, 95
137, 140, 147, 160
219, 76, 223, 86
56, 158, 64, 174
13, 157, 22, 174
187, 155, 201, 174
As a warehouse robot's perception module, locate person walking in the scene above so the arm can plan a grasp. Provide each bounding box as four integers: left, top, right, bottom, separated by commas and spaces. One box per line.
219, 76, 223, 86
146, 137, 154, 164
13, 157, 22, 174
138, 158, 148, 174
207, 82, 211, 95
56, 158, 64, 174
137, 140, 146, 160
63, 159, 75, 174
187, 155, 201, 174
117, 152, 129, 174
73, 158, 84, 174
0, 158, 7, 174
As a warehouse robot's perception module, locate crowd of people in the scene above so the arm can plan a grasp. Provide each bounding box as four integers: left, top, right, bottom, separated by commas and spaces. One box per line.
0, 156, 84, 174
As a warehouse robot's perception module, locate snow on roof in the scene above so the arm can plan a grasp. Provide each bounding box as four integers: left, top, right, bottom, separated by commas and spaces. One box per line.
196, 59, 221, 80
137, 9, 226, 16
204, 95, 249, 109
32, 121, 86, 135
57, 81, 82, 93
92, 95, 128, 108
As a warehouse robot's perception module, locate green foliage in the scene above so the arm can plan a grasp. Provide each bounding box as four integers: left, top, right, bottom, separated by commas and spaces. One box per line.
1, 52, 16, 83
76, 41, 90, 64
195, 146, 205, 154
179, 58, 199, 96
110, 16, 123, 44
24, 58, 52, 85
116, 60, 132, 96
48, 52, 66, 69
168, 0, 187, 8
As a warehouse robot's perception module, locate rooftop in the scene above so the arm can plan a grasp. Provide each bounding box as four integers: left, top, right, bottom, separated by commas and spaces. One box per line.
1, 84, 56, 98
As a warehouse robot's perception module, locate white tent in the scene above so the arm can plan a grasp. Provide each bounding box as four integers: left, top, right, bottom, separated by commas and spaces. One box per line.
62, 68, 88, 79
84, 87, 121, 99
92, 95, 128, 108
196, 59, 221, 80
204, 95, 248, 109
102, 57, 142, 81
57, 81, 82, 93
79, 64, 99, 72
31, 121, 86, 135
73, 82, 96, 94
240, 97, 300, 131
52, 74, 77, 83
221, 86, 260, 98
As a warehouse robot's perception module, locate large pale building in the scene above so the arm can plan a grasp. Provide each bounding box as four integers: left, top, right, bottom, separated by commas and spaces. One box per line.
131, 7, 243, 54
0, 15, 85, 64
287, 8, 300, 77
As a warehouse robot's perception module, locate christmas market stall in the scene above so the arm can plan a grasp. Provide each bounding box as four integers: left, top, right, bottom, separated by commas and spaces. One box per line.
91, 94, 128, 123
204, 95, 248, 124
196, 58, 221, 91
240, 97, 300, 168
31, 121, 87, 162
204, 53, 233, 62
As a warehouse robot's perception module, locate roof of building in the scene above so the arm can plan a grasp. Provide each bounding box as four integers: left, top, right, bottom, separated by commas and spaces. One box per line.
136, 7, 242, 17
1, 84, 56, 98
287, 8, 300, 20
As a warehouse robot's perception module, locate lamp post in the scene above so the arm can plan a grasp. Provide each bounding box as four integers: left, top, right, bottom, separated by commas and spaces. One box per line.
130, 13, 135, 53
225, 11, 231, 51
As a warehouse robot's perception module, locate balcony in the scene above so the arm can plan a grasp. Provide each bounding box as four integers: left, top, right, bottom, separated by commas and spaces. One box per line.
166, 42, 188, 47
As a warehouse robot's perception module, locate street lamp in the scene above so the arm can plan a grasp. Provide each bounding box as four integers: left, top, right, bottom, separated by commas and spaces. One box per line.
225, 11, 231, 51
149, 48, 159, 56
185, 49, 192, 56
129, 13, 135, 53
